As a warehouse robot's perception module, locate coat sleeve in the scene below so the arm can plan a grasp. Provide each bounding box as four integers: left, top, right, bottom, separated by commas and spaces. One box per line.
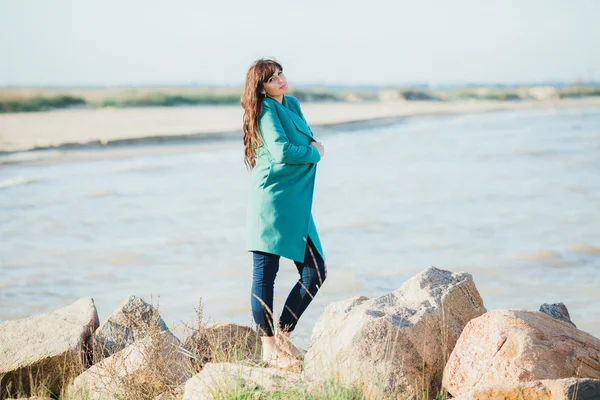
259, 102, 321, 164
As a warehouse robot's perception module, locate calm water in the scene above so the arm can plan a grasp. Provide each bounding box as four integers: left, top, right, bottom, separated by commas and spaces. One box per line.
1, 106, 599, 346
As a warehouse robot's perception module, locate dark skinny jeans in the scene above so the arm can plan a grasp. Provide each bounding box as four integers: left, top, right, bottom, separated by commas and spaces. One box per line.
251, 236, 327, 337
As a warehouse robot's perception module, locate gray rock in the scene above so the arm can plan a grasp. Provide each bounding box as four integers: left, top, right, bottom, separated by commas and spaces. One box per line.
93, 295, 168, 359
182, 363, 301, 400
0, 298, 99, 398
304, 267, 486, 399
540, 302, 576, 327
546, 378, 600, 400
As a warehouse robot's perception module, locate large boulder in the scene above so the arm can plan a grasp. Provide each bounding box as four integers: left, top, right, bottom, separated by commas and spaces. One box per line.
183, 322, 261, 368
452, 378, 600, 400
93, 295, 168, 359
304, 267, 486, 399
443, 309, 600, 397
68, 331, 191, 400
0, 298, 99, 398
181, 363, 300, 400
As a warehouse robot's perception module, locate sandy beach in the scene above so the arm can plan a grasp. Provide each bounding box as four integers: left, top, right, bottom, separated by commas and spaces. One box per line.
1, 97, 600, 153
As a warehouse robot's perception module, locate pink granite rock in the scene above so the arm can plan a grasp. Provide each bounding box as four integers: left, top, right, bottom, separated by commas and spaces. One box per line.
443, 309, 600, 397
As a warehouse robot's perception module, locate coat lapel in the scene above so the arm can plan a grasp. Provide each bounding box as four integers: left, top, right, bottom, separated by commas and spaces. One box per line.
274, 97, 315, 140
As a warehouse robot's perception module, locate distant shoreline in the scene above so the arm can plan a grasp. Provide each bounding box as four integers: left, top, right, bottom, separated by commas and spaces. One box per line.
2, 84, 599, 113
1, 97, 599, 155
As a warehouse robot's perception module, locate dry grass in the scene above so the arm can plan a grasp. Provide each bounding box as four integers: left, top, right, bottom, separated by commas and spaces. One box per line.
67, 299, 190, 400
182, 301, 263, 371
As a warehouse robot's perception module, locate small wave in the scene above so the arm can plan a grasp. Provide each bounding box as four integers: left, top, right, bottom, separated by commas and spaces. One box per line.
88, 190, 117, 198
0, 150, 61, 165
520, 245, 600, 268
0, 176, 37, 189
513, 148, 566, 157
116, 164, 171, 173
521, 250, 561, 262
569, 244, 600, 255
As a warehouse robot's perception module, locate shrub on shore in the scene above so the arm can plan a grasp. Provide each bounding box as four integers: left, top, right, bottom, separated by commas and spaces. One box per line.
95, 93, 241, 108
400, 89, 440, 100
450, 89, 522, 101
289, 89, 340, 102
558, 85, 600, 98
0, 95, 85, 113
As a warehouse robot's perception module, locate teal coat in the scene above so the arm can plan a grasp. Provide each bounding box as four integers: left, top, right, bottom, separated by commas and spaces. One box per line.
246, 95, 325, 262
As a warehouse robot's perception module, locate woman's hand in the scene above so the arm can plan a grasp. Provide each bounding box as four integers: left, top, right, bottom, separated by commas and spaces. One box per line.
310, 141, 325, 158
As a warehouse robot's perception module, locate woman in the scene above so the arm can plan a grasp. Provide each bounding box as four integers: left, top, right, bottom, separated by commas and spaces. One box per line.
241, 59, 327, 368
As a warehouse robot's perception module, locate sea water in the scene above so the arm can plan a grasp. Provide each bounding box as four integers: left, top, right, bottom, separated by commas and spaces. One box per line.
1, 106, 599, 347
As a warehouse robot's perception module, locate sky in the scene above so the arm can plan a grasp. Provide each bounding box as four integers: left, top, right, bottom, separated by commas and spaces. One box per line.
1, 0, 599, 86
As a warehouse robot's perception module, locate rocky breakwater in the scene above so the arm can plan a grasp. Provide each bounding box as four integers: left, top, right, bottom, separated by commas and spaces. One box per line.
1, 268, 599, 399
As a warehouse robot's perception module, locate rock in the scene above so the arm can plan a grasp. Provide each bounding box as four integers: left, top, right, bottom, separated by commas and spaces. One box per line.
540, 302, 576, 327
181, 363, 300, 400
452, 378, 600, 400
304, 267, 486, 399
68, 331, 191, 400
543, 378, 600, 400
0, 298, 99, 398
93, 295, 168, 359
443, 309, 600, 397
183, 322, 260, 368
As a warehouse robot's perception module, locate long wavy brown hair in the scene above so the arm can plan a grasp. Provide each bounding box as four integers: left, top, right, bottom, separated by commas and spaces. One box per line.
241, 59, 283, 169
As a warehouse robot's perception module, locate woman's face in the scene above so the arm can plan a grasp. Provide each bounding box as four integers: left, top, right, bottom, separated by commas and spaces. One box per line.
261, 68, 288, 97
